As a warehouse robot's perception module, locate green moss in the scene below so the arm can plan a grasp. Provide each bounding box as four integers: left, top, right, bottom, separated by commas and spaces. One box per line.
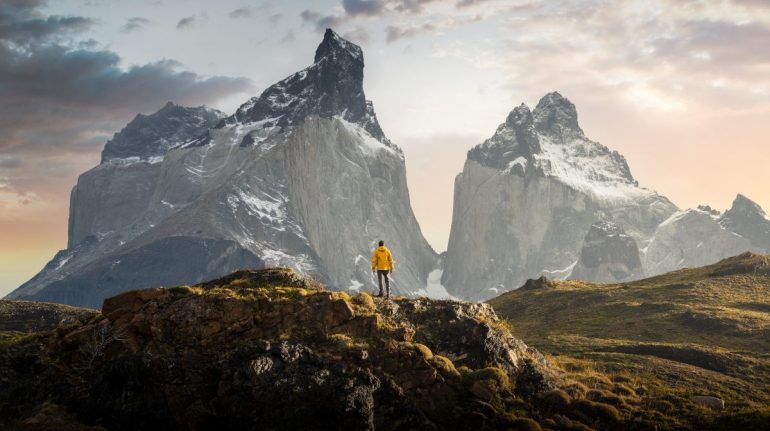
466, 367, 510, 388
0, 331, 27, 349
169, 285, 196, 295
413, 343, 433, 360
457, 365, 473, 376
430, 355, 460, 378
351, 292, 376, 311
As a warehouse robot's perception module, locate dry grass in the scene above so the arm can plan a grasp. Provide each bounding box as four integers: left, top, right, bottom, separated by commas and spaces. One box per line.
489, 253, 770, 429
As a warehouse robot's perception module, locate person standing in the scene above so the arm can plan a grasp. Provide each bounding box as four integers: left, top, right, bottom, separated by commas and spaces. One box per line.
371, 240, 394, 298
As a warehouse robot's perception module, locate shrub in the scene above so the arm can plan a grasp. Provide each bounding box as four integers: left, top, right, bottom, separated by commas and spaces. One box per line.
564, 381, 589, 398
539, 389, 571, 412
612, 383, 637, 397
510, 417, 542, 431
571, 399, 622, 424
583, 374, 613, 389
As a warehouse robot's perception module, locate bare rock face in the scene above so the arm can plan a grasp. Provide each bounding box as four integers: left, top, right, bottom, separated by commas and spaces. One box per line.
644, 207, 757, 276
0, 269, 553, 430
443, 92, 677, 300
570, 221, 643, 283
7, 29, 436, 307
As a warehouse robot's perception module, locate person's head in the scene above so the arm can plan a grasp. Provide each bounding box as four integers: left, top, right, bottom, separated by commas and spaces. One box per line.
378, 240, 384, 247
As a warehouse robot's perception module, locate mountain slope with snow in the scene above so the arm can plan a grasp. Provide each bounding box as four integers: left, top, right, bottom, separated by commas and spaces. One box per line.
443, 92, 678, 300
7, 29, 437, 308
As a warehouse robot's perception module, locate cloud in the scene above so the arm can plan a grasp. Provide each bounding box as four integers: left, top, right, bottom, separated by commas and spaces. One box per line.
342, 0, 385, 16
455, 0, 491, 8
229, 3, 275, 20
389, 0, 439, 14
0, 155, 21, 169
0, 1, 92, 46
269, 13, 283, 24
385, 23, 436, 43
343, 26, 372, 44
177, 13, 207, 30
120, 17, 150, 33
300, 10, 345, 32
228, 7, 253, 19
280, 31, 295, 43
0, 2, 253, 221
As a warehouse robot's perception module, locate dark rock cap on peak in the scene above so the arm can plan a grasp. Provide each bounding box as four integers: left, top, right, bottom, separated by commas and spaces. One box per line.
314, 28, 364, 64
505, 103, 533, 129
533, 91, 583, 138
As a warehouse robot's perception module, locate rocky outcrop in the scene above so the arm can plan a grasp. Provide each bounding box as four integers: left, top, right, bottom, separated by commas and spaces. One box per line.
8, 29, 437, 307
0, 268, 552, 430
443, 92, 677, 300
0, 300, 97, 332
570, 221, 643, 283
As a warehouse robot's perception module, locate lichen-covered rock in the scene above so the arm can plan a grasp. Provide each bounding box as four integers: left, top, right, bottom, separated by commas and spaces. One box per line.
0, 268, 552, 431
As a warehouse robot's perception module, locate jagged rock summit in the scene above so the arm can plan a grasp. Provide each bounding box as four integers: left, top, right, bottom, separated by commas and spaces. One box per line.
217, 29, 389, 144
443, 92, 677, 300
0, 268, 553, 430
101, 102, 225, 163
719, 193, 770, 250
7, 29, 437, 308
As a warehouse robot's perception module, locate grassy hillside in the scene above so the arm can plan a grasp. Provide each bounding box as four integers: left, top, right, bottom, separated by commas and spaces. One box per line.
489, 252, 770, 429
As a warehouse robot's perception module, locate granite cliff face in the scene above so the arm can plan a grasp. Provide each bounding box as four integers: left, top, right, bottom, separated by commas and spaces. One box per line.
443, 93, 677, 300
569, 221, 643, 283
7, 29, 437, 308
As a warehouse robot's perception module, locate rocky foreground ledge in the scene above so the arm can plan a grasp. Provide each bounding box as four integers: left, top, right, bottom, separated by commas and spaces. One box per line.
0, 268, 555, 431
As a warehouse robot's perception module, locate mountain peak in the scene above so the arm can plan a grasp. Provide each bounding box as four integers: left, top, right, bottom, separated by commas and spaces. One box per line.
533, 91, 583, 138
720, 194, 770, 250
101, 103, 225, 163
218, 27, 388, 143
505, 103, 533, 129
314, 28, 363, 64
729, 194, 765, 214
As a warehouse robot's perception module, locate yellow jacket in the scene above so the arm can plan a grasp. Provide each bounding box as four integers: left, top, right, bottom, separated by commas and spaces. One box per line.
371, 246, 394, 271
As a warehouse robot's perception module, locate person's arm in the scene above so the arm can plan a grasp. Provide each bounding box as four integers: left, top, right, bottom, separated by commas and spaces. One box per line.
388, 250, 394, 272
371, 251, 377, 272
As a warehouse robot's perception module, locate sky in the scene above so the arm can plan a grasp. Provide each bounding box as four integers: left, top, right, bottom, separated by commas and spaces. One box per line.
1, 0, 770, 296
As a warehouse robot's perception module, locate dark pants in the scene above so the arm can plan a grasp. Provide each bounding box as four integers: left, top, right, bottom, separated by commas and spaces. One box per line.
377, 270, 390, 295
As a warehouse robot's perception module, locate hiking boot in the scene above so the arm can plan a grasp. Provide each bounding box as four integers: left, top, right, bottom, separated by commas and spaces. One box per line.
376, 292, 383, 298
